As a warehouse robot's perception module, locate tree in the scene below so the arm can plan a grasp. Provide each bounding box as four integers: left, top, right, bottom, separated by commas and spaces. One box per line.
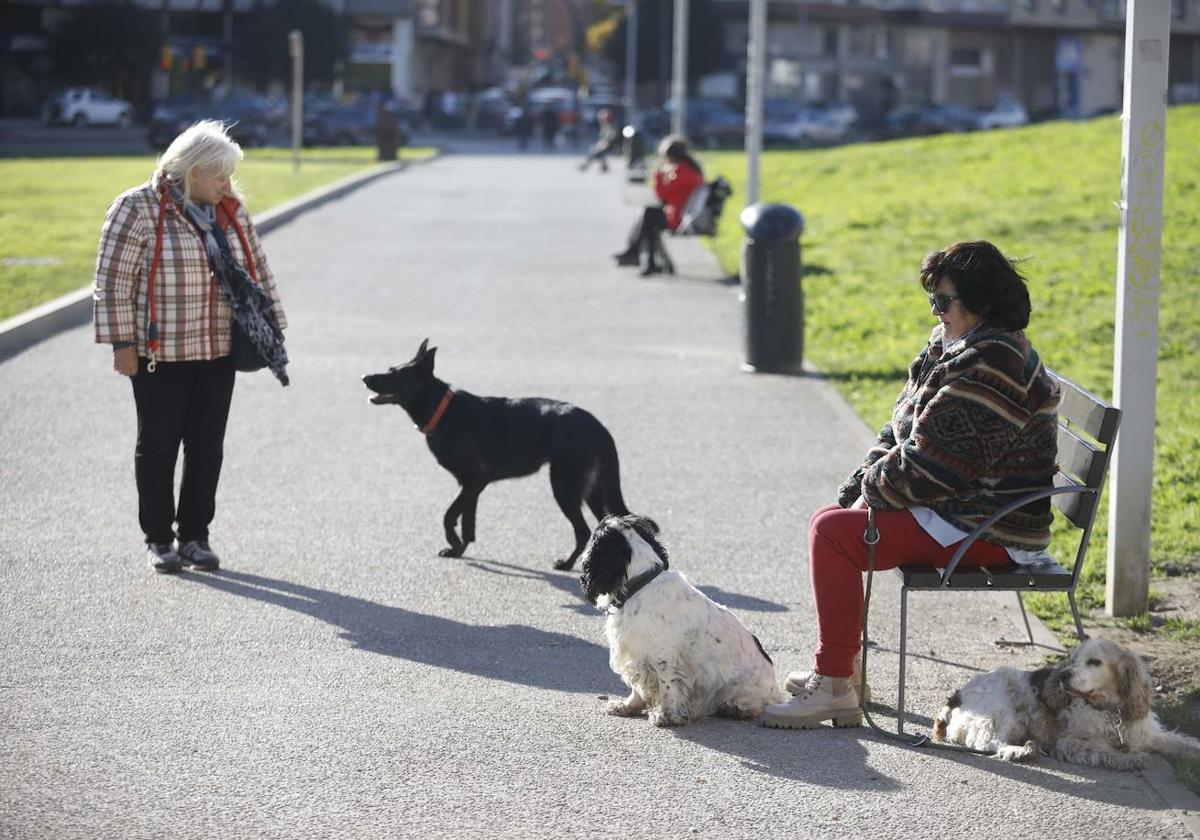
602, 0, 726, 88
235, 0, 349, 90
48, 1, 159, 107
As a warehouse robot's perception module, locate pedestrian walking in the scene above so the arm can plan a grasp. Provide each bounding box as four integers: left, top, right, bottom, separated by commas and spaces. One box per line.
760, 240, 1060, 730
514, 105, 534, 151
92, 120, 288, 574
577, 108, 620, 173
541, 105, 560, 151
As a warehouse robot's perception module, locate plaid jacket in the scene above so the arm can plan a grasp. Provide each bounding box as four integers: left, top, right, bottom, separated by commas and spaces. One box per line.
92, 179, 287, 361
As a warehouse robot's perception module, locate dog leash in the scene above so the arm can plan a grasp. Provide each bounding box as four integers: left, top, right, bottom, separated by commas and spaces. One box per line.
858, 506, 993, 755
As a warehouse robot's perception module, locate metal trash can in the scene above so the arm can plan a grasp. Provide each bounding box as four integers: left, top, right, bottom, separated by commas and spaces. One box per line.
622, 124, 647, 183
739, 202, 805, 374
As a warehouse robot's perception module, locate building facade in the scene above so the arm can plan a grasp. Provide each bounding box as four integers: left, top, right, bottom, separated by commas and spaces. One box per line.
712, 0, 1200, 122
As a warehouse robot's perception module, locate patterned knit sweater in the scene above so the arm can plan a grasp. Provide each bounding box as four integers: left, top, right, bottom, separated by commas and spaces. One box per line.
837, 324, 1061, 551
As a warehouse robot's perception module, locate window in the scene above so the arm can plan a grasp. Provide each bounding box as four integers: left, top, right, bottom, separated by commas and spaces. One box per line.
1018, 0, 1038, 9
1050, 0, 1067, 12
1172, 0, 1186, 20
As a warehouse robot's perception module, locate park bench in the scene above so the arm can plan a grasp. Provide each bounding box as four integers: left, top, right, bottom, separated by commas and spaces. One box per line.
876, 368, 1122, 735
653, 176, 733, 275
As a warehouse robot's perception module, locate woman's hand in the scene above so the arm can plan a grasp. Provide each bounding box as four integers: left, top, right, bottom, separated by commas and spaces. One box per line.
113, 347, 138, 377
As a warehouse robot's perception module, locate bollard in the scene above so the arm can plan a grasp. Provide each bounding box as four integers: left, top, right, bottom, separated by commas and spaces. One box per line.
740, 203, 805, 374
622, 124, 646, 183
376, 103, 399, 162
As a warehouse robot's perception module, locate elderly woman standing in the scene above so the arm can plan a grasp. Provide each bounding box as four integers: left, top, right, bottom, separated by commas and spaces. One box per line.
761, 240, 1060, 729
93, 120, 287, 574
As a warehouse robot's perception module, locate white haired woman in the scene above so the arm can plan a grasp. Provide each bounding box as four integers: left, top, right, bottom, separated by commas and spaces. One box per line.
93, 120, 287, 573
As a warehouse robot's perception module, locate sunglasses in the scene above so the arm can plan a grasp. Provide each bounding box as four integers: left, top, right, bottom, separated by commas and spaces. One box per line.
929, 293, 959, 314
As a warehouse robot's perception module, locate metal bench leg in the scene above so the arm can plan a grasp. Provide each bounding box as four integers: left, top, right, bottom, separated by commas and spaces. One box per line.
897, 587, 909, 736
1067, 590, 1087, 641
1015, 591, 1034, 644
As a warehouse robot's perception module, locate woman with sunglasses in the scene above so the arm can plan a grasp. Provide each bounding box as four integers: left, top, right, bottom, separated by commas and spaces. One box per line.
762, 240, 1061, 729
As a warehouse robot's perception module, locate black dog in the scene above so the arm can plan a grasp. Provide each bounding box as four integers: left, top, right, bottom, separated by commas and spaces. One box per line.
363, 340, 630, 570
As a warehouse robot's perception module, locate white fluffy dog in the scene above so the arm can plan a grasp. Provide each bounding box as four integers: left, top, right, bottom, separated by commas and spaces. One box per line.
934, 637, 1200, 770
578, 514, 783, 727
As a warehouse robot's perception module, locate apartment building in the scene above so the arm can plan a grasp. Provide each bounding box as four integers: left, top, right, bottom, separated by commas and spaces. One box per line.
711, 0, 1200, 122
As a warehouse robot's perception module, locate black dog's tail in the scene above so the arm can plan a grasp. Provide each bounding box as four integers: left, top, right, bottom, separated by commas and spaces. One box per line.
596, 430, 629, 517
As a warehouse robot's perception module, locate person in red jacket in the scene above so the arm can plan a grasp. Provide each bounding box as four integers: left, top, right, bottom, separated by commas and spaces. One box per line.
613, 135, 704, 276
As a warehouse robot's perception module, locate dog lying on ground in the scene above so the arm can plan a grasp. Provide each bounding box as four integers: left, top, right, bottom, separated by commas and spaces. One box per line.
933, 637, 1200, 770
363, 340, 629, 570
579, 514, 782, 727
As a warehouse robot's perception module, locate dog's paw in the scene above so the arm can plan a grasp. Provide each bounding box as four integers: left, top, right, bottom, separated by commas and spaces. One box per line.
996, 741, 1039, 763
649, 709, 688, 728
606, 700, 644, 717
438, 547, 465, 558
552, 557, 576, 571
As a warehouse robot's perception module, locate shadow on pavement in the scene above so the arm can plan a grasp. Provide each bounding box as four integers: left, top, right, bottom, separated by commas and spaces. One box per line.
673, 720, 900, 789
180, 569, 618, 693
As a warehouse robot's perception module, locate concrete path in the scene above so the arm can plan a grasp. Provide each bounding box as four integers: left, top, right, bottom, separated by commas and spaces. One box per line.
0, 150, 1194, 839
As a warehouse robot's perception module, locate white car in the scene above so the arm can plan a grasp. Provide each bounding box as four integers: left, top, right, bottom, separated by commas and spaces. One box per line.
42, 88, 134, 127
764, 106, 846, 145
976, 100, 1029, 130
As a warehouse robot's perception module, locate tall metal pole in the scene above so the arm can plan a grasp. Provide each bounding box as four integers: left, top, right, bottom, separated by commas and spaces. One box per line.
289, 30, 304, 174
670, 0, 689, 137
624, 1, 638, 123
745, 0, 767, 205
1106, 0, 1171, 617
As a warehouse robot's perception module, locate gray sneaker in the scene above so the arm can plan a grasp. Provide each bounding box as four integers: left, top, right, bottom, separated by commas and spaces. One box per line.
761, 673, 863, 730
178, 539, 220, 571
147, 542, 182, 574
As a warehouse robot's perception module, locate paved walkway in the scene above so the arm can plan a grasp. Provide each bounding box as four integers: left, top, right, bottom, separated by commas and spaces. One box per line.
0, 149, 1195, 839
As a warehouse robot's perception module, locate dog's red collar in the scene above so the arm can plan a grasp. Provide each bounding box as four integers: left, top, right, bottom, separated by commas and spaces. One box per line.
421, 389, 454, 435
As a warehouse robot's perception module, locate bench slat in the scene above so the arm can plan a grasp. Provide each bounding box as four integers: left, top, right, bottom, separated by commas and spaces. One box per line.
1057, 424, 1107, 487
1052, 472, 1095, 528
1049, 369, 1120, 444
899, 563, 1073, 590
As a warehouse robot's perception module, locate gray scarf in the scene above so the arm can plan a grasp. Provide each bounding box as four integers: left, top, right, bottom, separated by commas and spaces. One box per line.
173, 186, 290, 386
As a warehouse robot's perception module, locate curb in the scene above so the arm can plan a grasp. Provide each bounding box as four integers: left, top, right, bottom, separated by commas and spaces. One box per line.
0, 152, 440, 365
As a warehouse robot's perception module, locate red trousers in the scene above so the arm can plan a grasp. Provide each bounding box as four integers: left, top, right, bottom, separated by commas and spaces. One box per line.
808, 504, 1010, 678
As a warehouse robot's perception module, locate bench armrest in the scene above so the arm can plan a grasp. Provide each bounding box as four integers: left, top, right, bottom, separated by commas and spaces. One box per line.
939, 486, 1098, 585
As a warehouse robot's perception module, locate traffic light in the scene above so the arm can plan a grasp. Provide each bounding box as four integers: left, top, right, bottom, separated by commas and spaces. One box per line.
159, 45, 173, 71
193, 46, 207, 70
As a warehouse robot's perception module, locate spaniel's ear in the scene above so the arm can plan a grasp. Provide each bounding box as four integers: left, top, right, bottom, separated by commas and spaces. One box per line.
1032, 664, 1071, 712
1116, 649, 1153, 722
622, 514, 668, 569
579, 528, 631, 604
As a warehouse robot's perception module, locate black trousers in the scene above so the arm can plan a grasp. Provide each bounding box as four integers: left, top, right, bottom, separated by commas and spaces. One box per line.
623, 205, 668, 261
130, 355, 236, 546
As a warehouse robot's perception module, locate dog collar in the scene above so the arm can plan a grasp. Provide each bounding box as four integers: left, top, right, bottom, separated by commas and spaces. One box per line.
421, 389, 454, 435
609, 566, 665, 610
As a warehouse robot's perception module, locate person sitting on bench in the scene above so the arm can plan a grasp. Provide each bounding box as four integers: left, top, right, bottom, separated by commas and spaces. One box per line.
612, 134, 704, 277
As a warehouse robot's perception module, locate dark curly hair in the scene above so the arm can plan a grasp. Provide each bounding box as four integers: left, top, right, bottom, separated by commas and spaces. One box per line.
919, 240, 1032, 331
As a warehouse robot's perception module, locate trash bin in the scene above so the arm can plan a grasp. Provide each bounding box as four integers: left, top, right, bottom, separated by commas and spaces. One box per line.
622, 124, 646, 183
739, 203, 805, 374
376, 103, 399, 162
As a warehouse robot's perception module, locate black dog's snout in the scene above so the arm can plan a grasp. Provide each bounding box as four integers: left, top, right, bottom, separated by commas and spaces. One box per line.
1059, 668, 1073, 683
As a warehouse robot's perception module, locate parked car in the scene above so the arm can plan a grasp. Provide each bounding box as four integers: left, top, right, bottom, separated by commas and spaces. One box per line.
303, 103, 376, 146
977, 99, 1030, 130
42, 88, 134, 127
764, 102, 846, 145
660, 97, 744, 147
148, 95, 270, 149
821, 100, 861, 133
472, 87, 512, 132
883, 102, 976, 137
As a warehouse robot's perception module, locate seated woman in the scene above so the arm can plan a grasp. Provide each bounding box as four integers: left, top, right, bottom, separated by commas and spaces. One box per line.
761, 240, 1061, 730
613, 134, 704, 277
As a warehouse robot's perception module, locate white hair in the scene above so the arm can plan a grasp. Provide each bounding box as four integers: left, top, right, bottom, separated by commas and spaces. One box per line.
155, 120, 244, 201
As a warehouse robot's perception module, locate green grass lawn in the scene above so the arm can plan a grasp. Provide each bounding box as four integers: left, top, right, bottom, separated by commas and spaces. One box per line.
700, 105, 1200, 628
0, 146, 434, 321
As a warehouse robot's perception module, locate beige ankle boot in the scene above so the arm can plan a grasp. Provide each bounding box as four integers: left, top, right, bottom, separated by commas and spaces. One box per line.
761, 672, 863, 730
784, 660, 871, 703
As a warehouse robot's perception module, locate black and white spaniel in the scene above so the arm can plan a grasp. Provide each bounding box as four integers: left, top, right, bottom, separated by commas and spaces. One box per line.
579, 514, 782, 727
934, 637, 1200, 770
